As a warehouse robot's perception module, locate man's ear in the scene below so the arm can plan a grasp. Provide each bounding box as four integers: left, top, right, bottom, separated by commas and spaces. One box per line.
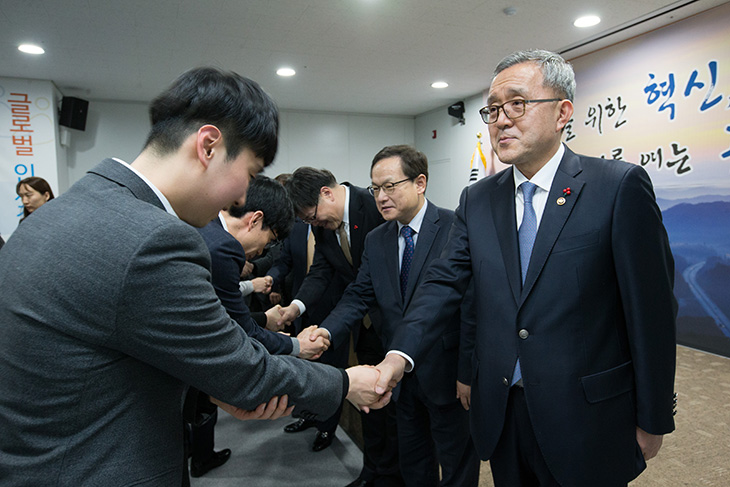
196, 125, 223, 168
414, 174, 427, 195
320, 186, 334, 201
247, 210, 265, 230
556, 99, 574, 132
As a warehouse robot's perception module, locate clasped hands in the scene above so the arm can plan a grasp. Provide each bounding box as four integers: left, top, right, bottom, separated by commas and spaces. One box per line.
345, 353, 407, 412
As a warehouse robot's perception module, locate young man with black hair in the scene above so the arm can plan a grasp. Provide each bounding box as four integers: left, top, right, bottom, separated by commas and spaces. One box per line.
0, 67, 389, 486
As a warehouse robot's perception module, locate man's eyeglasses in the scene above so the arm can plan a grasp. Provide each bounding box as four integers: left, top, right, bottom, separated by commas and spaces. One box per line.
301, 201, 319, 224
368, 178, 412, 196
479, 98, 562, 124
264, 228, 280, 250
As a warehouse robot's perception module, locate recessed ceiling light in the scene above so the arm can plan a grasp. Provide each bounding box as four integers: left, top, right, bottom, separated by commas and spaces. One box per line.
276, 67, 296, 77
18, 44, 45, 55
574, 15, 601, 28
431, 81, 448, 89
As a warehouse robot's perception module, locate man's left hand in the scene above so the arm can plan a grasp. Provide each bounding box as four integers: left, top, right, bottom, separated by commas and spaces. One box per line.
636, 426, 664, 461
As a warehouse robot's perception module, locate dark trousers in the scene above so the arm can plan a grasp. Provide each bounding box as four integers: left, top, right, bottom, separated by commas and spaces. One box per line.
313, 336, 351, 434
357, 324, 404, 487
490, 386, 560, 487
397, 374, 480, 487
182, 389, 218, 483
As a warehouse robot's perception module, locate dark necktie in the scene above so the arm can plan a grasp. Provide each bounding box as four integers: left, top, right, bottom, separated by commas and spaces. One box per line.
513, 181, 538, 386
400, 225, 415, 301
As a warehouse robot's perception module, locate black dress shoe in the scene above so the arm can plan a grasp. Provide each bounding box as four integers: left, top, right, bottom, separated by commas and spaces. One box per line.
284, 417, 315, 433
344, 478, 372, 487
312, 430, 334, 452
190, 449, 231, 478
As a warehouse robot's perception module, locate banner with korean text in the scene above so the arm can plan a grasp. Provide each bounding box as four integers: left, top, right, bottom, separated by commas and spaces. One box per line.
564, 3, 730, 356
0, 77, 60, 241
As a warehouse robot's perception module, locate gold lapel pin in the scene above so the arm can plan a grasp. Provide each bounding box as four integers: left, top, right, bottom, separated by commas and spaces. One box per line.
557, 197, 566, 206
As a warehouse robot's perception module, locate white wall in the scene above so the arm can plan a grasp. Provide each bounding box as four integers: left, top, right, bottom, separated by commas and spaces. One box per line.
414, 91, 508, 210
271, 111, 414, 187
63, 100, 150, 191
61, 102, 414, 191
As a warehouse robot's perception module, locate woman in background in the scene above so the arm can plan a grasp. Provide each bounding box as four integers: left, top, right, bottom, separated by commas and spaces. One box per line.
16, 177, 54, 223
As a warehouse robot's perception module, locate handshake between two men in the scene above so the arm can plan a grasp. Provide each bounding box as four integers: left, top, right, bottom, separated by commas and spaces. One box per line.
214, 307, 406, 422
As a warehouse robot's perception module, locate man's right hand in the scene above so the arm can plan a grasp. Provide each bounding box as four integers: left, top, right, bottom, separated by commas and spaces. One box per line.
264, 307, 285, 332
297, 326, 330, 360
374, 353, 406, 395
276, 303, 300, 327
345, 365, 392, 413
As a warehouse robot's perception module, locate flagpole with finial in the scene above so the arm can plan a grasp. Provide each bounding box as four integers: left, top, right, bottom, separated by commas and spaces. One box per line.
469, 132, 488, 185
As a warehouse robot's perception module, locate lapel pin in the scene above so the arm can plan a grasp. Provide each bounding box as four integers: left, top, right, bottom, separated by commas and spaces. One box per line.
557, 187, 571, 206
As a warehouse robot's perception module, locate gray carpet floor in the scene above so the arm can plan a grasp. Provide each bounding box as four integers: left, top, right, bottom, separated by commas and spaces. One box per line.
190, 415, 362, 487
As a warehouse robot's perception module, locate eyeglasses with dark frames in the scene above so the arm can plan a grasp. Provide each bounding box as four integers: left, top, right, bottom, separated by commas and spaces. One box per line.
479, 98, 562, 124
368, 178, 413, 196
301, 201, 319, 224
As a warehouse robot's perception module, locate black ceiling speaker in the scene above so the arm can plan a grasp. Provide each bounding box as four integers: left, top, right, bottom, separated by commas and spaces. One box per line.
448, 101, 465, 125
59, 96, 89, 131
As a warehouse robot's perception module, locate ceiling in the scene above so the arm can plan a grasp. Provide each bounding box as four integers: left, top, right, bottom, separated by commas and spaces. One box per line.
1, 0, 726, 116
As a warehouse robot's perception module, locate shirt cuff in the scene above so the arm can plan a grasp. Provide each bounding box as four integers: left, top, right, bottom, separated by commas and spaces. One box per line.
292, 299, 306, 316
387, 350, 414, 373
290, 337, 300, 356
239, 280, 254, 296
340, 369, 349, 404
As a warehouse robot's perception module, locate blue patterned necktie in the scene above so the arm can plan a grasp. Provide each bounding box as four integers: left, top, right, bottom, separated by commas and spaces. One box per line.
513, 181, 538, 386
400, 225, 415, 301
519, 181, 538, 284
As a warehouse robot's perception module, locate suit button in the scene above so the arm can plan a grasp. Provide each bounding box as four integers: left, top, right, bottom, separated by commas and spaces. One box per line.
519, 329, 529, 339
502, 377, 509, 386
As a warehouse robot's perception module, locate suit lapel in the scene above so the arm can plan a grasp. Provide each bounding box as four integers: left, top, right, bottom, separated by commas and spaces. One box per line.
348, 186, 365, 270
491, 170, 521, 305
520, 149, 584, 301
404, 203, 439, 306
382, 222, 402, 307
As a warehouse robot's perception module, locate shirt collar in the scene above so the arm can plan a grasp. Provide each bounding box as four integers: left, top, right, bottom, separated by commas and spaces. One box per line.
341, 184, 350, 228
512, 143, 565, 194
113, 158, 178, 218
218, 212, 228, 232
397, 199, 428, 235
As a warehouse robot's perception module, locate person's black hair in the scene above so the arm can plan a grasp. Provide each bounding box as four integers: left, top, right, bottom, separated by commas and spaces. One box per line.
144, 67, 279, 166
228, 176, 294, 240
370, 145, 428, 183
286, 167, 337, 216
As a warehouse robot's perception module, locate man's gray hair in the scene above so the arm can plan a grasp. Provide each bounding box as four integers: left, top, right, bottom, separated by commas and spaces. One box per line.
493, 49, 576, 102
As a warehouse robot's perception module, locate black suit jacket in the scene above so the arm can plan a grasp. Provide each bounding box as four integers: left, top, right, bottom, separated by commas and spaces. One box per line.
320, 201, 475, 405
198, 217, 293, 355
295, 184, 385, 330
389, 147, 677, 487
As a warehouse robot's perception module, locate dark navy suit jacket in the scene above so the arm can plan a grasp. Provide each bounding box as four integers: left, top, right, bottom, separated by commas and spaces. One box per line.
294, 184, 385, 332
198, 217, 293, 355
320, 201, 475, 405
268, 220, 309, 332
389, 147, 677, 487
